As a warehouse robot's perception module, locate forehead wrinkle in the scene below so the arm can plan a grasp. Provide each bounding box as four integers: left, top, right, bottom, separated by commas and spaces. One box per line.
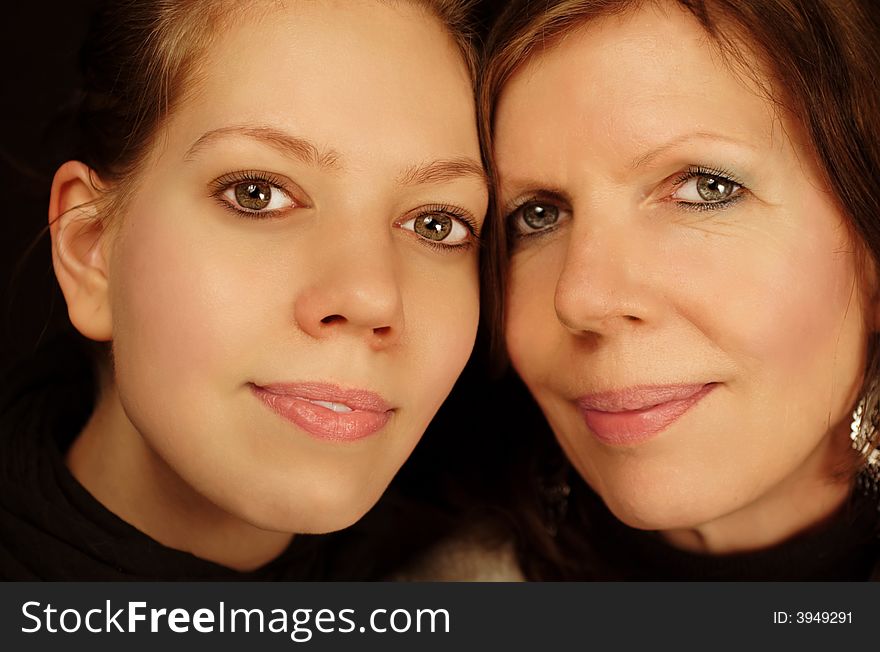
184, 125, 343, 170
396, 156, 487, 188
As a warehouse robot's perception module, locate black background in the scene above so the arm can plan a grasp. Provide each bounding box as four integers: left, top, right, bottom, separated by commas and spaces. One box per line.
1, 1, 102, 371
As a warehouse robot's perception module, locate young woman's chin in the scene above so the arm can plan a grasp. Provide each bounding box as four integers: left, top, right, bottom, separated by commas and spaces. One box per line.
227, 481, 385, 535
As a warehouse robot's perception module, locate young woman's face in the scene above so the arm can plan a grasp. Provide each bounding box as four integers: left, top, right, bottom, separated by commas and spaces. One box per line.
103, 1, 487, 533
495, 4, 871, 543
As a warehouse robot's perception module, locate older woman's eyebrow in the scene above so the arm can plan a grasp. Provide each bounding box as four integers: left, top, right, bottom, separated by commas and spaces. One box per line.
397, 157, 488, 187
184, 125, 343, 169
630, 131, 757, 170
498, 185, 573, 215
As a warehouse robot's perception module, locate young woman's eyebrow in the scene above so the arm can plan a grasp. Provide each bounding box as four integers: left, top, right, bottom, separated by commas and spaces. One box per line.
396, 157, 488, 188
183, 125, 343, 169
184, 126, 485, 189
629, 131, 756, 170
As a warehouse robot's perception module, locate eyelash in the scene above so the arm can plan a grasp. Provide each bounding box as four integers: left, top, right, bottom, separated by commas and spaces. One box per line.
403, 204, 480, 252
505, 165, 747, 239
671, 165, 747, 212
209, 170, 296, 219
209, 173, 478, 252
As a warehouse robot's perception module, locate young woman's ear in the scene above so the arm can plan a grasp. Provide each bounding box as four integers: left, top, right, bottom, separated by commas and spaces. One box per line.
49, 160, 113, 342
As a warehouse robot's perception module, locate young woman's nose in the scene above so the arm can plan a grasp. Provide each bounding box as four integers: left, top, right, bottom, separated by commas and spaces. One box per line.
294, 230, 404, 349
553, 219, 658, 337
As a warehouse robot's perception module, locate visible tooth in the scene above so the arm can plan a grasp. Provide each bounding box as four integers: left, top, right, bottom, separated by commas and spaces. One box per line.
309, 399, 353, 413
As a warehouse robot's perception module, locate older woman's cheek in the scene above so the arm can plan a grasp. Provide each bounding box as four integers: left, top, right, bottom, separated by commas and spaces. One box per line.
505, 245, 565, 388
687, 204, 865, 394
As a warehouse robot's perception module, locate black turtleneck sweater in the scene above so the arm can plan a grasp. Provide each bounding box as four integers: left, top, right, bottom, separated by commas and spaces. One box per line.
543, 479, 880, 581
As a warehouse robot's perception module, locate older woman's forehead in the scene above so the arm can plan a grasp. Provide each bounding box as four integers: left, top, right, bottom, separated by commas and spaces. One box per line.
493, 6, 787, 181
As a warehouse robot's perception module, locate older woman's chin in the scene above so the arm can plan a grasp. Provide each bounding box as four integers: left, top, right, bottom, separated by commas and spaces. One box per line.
585, 464, 755, 535
599, 490, 728, 534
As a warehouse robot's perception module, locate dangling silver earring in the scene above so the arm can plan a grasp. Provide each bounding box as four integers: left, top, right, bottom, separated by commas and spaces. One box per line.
849, 389, 880, 495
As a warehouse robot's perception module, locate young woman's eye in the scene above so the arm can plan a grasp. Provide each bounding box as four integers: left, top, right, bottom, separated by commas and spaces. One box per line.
507, 201, 565, 237
398, 207, 476, 249
223, 180, 294, 213
210, 172, 298, 217
671, 169, 744, 209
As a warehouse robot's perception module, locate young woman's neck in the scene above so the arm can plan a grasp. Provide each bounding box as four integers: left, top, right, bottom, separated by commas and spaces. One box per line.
66, 383, 293, 572
659, 431, 856, 555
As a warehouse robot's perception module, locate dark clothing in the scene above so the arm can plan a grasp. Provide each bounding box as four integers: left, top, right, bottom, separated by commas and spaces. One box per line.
553, 479, 880, 581
0, 334, 429, 580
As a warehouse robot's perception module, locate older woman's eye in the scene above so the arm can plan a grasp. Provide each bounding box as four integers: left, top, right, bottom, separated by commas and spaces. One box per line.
508, 201, 565, 237
398, 206, 476, 250
672, 169, 744, 208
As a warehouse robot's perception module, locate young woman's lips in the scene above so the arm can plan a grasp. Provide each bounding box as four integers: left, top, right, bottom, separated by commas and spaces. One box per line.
576, 383, 716, 446
250, 382, 393, 442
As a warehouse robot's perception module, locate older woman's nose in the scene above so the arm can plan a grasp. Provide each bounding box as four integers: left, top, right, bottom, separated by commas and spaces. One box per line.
294, 230, 404, 349
553, 222, 656, 337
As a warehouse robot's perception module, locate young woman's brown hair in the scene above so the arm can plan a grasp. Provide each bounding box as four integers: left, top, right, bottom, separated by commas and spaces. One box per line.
480, 0, 880, 579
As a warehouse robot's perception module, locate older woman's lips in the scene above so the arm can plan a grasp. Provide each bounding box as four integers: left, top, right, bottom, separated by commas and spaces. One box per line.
250, 382, 393, 442
576, 383, 716, 446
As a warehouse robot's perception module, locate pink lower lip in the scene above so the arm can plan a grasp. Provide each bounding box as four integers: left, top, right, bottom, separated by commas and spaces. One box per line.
577, 383, 717, 446
251, 384, 392, 442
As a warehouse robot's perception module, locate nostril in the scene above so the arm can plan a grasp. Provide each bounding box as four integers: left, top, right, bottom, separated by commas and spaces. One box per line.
321, 314, 345, 325
373, 325, 392, 336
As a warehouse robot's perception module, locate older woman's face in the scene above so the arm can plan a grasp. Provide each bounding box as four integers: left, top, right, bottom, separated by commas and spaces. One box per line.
496, 3, 872, 544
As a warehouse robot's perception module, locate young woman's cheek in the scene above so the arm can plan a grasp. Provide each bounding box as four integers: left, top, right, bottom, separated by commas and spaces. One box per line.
110, 220, 234, 387
398, 254, 480, 406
